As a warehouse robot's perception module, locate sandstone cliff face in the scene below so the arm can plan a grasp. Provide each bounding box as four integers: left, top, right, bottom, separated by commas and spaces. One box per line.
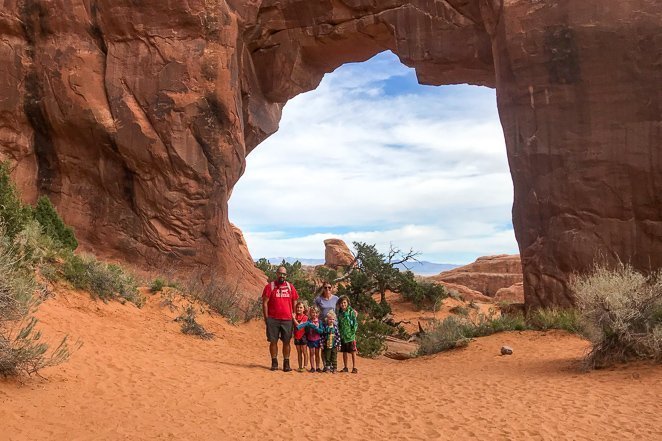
1, 1, 660, 305
431, 254, 522, 297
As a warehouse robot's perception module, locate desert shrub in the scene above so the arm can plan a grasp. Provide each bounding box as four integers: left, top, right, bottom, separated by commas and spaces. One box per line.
449, 305, 470, 317
0, 222, 71, 378
572, 263, 662, 368
402, 280, 447, 310
150, 278, 166, 293
33, 196, 77, 251
356, 316, 391, 358
471, 310, 527, 336
0, 163, 33, 240
417, 311, 527, 356
0, 317, 71, 377
61, 253, 143, 307
186, 275, 258, 324
447, 290, 464, 301
527, 308, 583, 334
418, 316, 473, 355
177, 304, 214, 340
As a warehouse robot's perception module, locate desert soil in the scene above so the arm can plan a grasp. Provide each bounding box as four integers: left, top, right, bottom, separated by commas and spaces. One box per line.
1, 288, 660, 440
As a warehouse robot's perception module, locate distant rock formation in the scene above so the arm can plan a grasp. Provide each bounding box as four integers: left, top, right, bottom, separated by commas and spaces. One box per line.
494, 282, 525, 305
431, 255, 522, 298
1, 1, 660, 305
324, 239, 354, 269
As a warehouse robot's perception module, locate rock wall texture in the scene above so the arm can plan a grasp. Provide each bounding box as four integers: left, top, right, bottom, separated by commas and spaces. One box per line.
1, 1, 660, 305
431, 254, 522, 297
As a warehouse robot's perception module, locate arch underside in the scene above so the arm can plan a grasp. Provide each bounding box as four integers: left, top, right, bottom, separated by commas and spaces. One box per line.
1, 1, 660, 305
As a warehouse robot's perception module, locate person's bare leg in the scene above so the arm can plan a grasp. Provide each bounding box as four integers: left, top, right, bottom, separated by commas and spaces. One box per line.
343, 351, 348, 369
296, 345, 303, 369
282, 340, 291, 358
269, 342, 278, 358
315, 348, 321, 370
308, 347, 315, 370
304, 346, 309, 369
351, 351, 357, 369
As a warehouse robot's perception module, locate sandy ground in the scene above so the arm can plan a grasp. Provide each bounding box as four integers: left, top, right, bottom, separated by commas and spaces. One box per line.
1, 288, 660, 441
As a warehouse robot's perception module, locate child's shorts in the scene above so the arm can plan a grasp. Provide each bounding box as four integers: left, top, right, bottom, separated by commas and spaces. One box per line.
340, 340, 357, 353
306, 339, 321, 349
294, 337, 307, 346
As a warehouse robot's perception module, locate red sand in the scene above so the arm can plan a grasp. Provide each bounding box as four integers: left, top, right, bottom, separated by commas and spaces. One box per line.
1, 288, 660, 440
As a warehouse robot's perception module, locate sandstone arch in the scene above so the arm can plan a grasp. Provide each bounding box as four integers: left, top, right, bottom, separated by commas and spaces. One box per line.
0, 1, 660, 307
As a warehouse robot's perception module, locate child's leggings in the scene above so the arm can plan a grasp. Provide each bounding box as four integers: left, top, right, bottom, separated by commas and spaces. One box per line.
323, 347, 338, 369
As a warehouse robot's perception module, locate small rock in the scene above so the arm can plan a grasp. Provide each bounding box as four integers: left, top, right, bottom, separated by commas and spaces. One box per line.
501, 346, 513, 355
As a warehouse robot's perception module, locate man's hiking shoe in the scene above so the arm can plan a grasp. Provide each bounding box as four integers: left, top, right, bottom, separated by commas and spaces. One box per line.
283, 360, 292, 372
340, 367, 349, 373
352, 368, 358, 374
270, 359, 278, 371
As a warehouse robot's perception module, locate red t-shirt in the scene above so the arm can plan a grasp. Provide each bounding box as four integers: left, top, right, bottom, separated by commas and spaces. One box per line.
293, 313, 308, 340
262, 281, 299, 320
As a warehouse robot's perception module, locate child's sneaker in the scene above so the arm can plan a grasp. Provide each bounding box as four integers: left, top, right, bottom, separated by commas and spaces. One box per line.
340, 367, 349, 373
297, 367, 305, 373
309, 368, 316, 373
322, 367, 328, 373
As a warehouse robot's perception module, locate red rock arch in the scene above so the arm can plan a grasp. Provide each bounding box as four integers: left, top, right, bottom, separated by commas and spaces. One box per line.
1, 1, 660, 306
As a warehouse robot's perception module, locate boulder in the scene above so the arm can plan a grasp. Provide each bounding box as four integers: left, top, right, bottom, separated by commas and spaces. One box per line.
323, 238, 354, 269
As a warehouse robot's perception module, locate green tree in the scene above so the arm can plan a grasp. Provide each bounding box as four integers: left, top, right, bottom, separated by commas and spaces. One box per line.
350, 242, 419, 304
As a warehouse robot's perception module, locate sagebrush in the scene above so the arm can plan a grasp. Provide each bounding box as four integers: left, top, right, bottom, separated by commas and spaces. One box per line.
572, 263, 662, 368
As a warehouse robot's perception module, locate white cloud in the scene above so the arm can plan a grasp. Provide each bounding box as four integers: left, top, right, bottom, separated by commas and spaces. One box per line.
229, 51, 518, 264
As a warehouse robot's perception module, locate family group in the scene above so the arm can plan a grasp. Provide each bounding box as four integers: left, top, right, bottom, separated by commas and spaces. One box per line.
261, 267, 359, 374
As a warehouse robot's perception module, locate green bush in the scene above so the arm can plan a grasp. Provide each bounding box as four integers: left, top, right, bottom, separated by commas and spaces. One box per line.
401, 279, 447, 310
150, 278, 166, 293
33, 196, 77, 251
0, 162, 33, 239
572, 263, 662, 368
356, 316, 391, 358
61, 253, 143, 307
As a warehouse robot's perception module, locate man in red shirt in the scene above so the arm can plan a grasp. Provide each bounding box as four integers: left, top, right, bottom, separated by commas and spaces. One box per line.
262, 266, 298, 371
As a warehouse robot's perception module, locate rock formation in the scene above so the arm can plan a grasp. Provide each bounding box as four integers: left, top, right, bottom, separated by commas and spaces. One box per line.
494, 282, 525, 305
323, 238, 355, 269
431, 255, 522, 297
1, 1, 660, 306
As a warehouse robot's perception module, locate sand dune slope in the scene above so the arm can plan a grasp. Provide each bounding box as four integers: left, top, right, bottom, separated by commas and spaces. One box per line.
1, 290, 660, 440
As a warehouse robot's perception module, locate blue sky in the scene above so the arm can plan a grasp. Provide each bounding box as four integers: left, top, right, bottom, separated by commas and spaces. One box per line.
229, 51, 518, 264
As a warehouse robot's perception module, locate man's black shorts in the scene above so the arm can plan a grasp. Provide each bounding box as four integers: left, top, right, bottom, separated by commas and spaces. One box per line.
266, 318, 294, 343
